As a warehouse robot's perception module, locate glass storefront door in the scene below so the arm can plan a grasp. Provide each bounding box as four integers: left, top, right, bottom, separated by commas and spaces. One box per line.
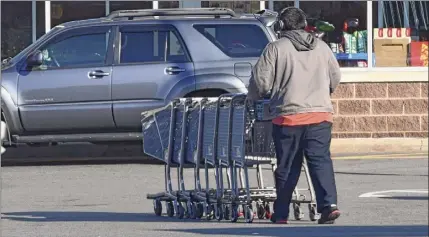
1, 1, 32, 59
50, 1, 106, 27
201, 1, 262, 14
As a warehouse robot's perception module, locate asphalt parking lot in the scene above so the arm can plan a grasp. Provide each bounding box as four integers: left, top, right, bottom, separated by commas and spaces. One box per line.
1, 152, 428, 237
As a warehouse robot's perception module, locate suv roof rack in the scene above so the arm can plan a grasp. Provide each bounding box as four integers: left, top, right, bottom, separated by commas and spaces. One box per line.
106, 8, 238, 20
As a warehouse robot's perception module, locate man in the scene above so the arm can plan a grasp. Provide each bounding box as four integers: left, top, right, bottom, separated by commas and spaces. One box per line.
247, 7, 342, 224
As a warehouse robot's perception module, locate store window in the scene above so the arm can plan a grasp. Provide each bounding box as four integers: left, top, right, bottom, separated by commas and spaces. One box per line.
201, 1, 261, 14
50, 1, 106, 27
273, 1, 294, 13
36, 1, 46, 40
193, 24, 269, 58
373, 1, 429, 67
298, 1, 368, 68
109, 1, 152, 13
1, 1, 32, 60
159, 1, 180, 9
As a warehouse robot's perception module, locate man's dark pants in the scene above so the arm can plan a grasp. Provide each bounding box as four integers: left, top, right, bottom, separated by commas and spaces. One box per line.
271, 121, 338, 219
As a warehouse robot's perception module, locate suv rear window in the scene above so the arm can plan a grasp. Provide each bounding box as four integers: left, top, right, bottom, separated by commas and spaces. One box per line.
193, 24, 269, 58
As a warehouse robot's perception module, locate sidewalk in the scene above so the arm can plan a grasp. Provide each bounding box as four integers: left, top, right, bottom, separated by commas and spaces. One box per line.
331, 138, 428, 155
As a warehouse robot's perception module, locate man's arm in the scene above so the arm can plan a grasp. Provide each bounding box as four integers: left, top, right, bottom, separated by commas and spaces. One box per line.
247, 42, 277, 100
327, 47, 341, 94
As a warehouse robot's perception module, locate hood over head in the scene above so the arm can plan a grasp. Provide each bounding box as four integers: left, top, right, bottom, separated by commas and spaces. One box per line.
281, 29, 318, 51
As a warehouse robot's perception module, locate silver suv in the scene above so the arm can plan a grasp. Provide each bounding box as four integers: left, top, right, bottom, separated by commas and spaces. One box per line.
1, 8, 277, 147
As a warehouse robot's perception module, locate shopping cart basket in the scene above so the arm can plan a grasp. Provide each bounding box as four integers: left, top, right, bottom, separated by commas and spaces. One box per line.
145, 97, 219, 220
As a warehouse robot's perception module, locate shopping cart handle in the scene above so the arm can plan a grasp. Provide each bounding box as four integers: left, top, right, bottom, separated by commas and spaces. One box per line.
141, 102, 173, 121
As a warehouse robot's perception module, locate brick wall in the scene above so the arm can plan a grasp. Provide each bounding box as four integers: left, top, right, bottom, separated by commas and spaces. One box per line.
331, 82, 428, 138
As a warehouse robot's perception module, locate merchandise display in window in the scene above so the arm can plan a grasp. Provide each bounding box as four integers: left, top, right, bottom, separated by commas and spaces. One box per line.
373, 1, 428, 67
334, 18, 369, 67
289, 1, 369, 67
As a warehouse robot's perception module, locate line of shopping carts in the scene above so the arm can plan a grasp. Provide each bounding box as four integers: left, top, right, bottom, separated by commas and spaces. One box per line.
141, 93, 319, 223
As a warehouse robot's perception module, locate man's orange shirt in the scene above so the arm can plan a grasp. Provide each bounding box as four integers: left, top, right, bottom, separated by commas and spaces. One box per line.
272, 112, 333, 126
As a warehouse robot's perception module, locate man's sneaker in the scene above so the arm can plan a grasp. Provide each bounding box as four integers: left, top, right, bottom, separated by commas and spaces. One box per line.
317, 205, 341, 224
270, 213, 288, 224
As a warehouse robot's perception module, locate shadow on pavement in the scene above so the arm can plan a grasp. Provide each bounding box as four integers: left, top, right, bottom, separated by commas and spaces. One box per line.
2, 212, 428, 237
161, 225, 429, 237
1, 211, 202, 223
1, 144, 164, 167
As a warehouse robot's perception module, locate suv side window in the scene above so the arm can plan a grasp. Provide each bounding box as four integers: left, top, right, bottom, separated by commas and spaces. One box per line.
37, 29, 110, 70
119, 27, 189, 64
193, 24, 269, 58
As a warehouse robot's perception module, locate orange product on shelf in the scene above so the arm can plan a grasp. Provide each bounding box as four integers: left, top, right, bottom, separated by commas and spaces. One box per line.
410, 41, 429, 67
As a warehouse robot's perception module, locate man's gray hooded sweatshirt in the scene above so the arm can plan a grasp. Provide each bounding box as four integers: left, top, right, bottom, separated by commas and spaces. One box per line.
247, 30, 341, 119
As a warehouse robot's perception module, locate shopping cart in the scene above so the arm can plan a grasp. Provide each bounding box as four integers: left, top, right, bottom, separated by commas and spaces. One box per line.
142, 100, 178, 217
246, 99, 320, 221
143, 94, 319, 223
144, 98, 207, 219
200, 94, 254, 223
220, 94, 254, 223
144, 97, 223, 220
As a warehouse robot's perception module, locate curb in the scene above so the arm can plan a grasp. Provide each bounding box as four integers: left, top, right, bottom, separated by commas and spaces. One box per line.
331, 138, 428, 154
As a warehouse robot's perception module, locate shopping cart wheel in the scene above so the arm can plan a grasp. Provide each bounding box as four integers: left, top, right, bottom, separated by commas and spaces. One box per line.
256, 203, 265, 219
244, 205, 254, 223
308, 204, 319, 221
223, 204, 231, 220
293, 203, 304, 220
196, 202, 204, 219
230, 205, 239, 223
264, 203, 271, 219
166, 202, 174, 217
176, 202, 185, 219
215, 203, 224, 221
187, 201, 197, 219
153, 199, 162, 216
205, 204, 214, 220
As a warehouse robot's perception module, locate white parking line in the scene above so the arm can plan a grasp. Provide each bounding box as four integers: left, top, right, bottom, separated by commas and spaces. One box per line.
359, 189, 429, 198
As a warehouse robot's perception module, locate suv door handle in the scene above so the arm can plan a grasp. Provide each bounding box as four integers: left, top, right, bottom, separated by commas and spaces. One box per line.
165, 66, 186, 75
88, 70, 110, 79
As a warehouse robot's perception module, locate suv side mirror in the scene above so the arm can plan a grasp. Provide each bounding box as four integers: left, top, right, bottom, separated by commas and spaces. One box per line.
26, 51, 43, 67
